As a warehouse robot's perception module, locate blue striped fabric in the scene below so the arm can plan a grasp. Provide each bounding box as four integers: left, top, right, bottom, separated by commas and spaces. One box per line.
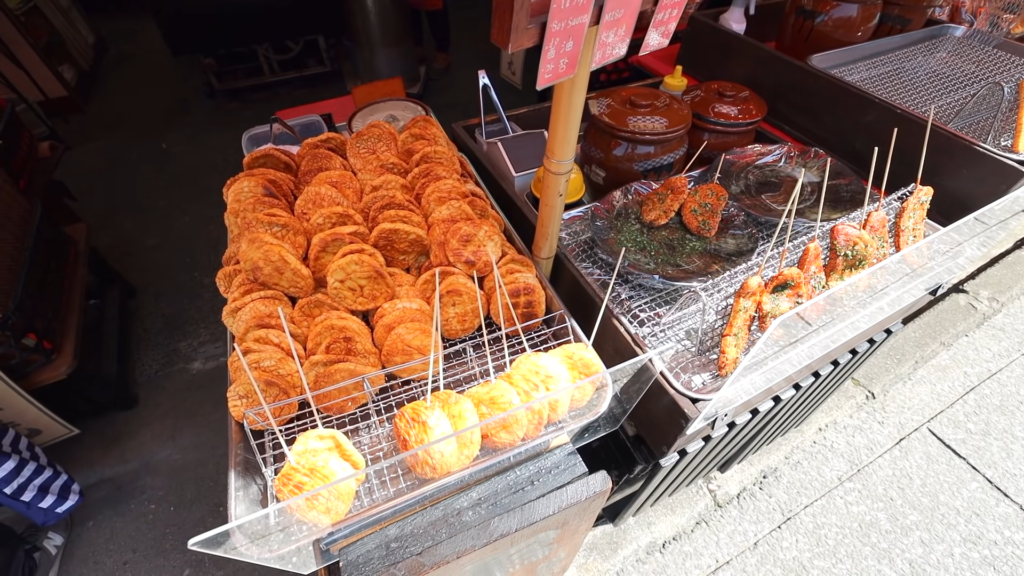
0, 426, 81, 526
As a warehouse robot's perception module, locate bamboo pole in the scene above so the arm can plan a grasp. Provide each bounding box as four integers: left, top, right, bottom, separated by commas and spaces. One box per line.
531, 25, 600, 277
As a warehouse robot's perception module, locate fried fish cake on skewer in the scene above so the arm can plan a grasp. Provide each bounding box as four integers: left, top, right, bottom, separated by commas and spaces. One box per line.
680, 182, 729, 237
863, 210, 891, 263
430, 390, 481, 471
273, 445, 359, 526
463, 379, 527, 449
825, 223, 878, 289
548, 342, 607, 410
640, 175, 689, 227
757, 267, 810, 332
717, 275, 765, 377
798, 240, 826, 296
895, 185, 933, 252
394, 400, 460, 480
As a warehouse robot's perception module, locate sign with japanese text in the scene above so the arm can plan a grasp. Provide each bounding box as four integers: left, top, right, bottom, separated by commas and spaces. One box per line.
639, 0, 688, 55
591, 0, 643, 70
536, 0, 597, 90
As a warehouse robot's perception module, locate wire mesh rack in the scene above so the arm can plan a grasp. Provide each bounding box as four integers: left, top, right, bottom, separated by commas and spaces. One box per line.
815, 27, 1024, 161
239, 309, 634, 524
559, 181, 916, 399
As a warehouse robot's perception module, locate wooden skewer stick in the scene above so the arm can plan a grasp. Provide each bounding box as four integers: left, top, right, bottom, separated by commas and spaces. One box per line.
277, 307, 322, 429
814, 158, 830, 238
878, 128, 897, 211
861, 147, 879, 229
436, 270, 445, 395
757, 171, 804, 276
680, 141, 708, 175
473, 271, 495, 382
589, 247, 625, 347
426, 270, 441, 404
491, 260, 512, 370
489, 254, 530, 352
713, 154, 725, 184
234, 343, 292, 463
916, 106, 934, 188
778, 169, 804, 273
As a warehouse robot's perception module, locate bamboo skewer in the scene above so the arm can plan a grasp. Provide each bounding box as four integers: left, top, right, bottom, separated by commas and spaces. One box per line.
778, 169, 804, 273
861, 147, 879, 229
757, 171, 804, 276
436, 271, 445, 394
815, 159, 830, 238
713, 154, 725, 184
426, 270, 441, 404
589, 247, 625, 347
489, 254, 531, 352
277, 307, 322, 429
491, 261, 512, 370
681, 141, 708, 175
532, 25, 599, 277
473, 271, 495, 382
233, 343, 292, 463
917, 106, 934, 187
878, 128, 897, 211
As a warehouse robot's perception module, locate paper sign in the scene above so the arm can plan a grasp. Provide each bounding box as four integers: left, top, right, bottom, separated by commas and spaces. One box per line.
500, 49, 526, 89
0, 372, 78, 447
536, 0, 597, 90
591, 0, 643, 69
639, 0, 688, 55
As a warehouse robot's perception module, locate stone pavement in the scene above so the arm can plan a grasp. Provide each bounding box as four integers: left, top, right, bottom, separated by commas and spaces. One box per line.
569, 248, 1024, 576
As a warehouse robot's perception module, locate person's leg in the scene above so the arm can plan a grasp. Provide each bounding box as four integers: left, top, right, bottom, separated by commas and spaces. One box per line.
0, 524, 36, 576
424, 2, 451, 77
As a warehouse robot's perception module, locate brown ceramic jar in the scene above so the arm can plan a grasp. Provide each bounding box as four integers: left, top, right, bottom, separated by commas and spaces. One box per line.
777, 0, 883, 61
681, 81, 767, 167
579, 86, 692, 198
872, 0, 944, 38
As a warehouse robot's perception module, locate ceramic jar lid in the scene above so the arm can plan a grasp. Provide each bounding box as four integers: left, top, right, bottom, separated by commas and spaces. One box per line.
682, 81, 767, 128
587, 86, 692, 141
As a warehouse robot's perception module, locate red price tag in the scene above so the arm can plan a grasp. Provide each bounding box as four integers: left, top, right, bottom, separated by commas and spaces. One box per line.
639, 0, 688, 55
536, 0, 597, 90
591, 0, 643, 70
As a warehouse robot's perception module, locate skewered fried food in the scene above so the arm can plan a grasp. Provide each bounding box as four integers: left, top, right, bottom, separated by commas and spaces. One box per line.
243, 147, 297, 176
393, 400, 460, 479
548, 342, 607, 410
294, 184, 355, 222
373, 308, 433, 348
464, 379, 527, 449
290, 428, 364, 483
222, 242, 241, 267
356, 154, 410, 183
223, 169, 297, 204
359, 190, 407, 222
309, 361, 384, 415
239, 237, 315, 298
430, 390, 481, 470
307, 229, 365, 282
364, 174, 413, 199
825, 223, 878, 289
369, 223, 431, 270
681, 182, 729, 237
509, 352, 573, 424
757, 267, 810, 332
496, 370, 549, 440
409, 145, 460, 171
434, 274, 485, 339
244, 329, 306, 363
372, 297, 432, 328
273, 444, 359, 526
895, 185, 933, 251
863, 210, 891, 263
798, 239, 826, 297
227, 276, 266, 301
227, 349, 299, 391
291, 293, 347, 333
415, 267, 467, 301
306, 207, 367, 238
409, 165, 461, 199
641, 175, 689, 227
380, 323, 441, 379
309, 170, 362, 205
222, 289, 290, 332
717, 276, 765, 377
226, 373, 297, 429
216, 265, 244, 297
445, 220, 503, 277
332, 243, 388, 270
304, 132, 348, 159
238, 209, 308, 258
374, 209, 428, 232
367, 196, 420, 227
326, 253, 396, 311
225, 177, 289, 208
297, 149, 351, 190
488, 278, 546, 331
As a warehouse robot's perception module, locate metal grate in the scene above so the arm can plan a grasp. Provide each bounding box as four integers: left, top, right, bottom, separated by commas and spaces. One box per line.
827, 35, 1024, 159
559, 183, 914, 398
242, 311, 578, 518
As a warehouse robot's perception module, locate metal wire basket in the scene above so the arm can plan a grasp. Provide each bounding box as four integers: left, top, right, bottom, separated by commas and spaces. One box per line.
559, 180, 915, 400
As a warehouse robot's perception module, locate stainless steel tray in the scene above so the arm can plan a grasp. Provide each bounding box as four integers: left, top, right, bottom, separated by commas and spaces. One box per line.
808, 24, 1024, 163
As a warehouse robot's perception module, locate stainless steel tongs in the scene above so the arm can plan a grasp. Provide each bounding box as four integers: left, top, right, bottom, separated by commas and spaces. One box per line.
478, 70, 512, 141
